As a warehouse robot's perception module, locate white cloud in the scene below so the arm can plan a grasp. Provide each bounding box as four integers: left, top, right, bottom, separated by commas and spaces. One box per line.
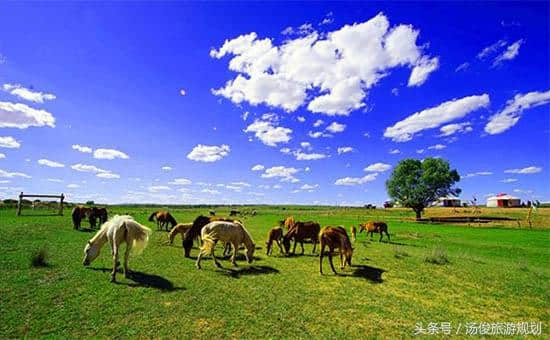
493, 39, 523, 66
389, 149, 400, 154
211, 13, 438, 116
300, 142, 312, 150
93, 148, 129, 160
455, 62, 470, 72
202, 188, 220, 195
67, 184, 80, 189
337, 146, 353, 154
428, 144, 446, 150
70, 163, 109, 173
180, 89, 186, 96
384, 94, 490, 142
0, 153, 5, 159
391, 88, 399, 96
2, 84, 56, 103
261, 166, 300, 182
168, 178, 192, 185
244, 119, 292, 146
335, 173, 378, 186
47, 178, 62, 182
280, 147, 291, 154
313, 119, 325, 128
38, 159, 64, 168
0, 101, 55, 129
464, 171, 493, 178
187, 144, 230, 162
251, 164, 264, 171
308, 131, 332, 138
485, 90, 550, 135
0, 169, 31, 178
161, 166, 172, 171
364, 162, 392, 172
416, 149, 425, 154
72, 144, 92, 153
300, 184, 319, 190
325, 122, 346, 133
230, 181, 251, 187
96, 172, 120, 179
439, 122, 472, 136
148, 185, 172, 192
293, 150, 327, 160
0, 136, 20, 148
477, 40, 507, 59
501, 178, 518, 183
297, 116, 305, 122
504, 166, 541, 174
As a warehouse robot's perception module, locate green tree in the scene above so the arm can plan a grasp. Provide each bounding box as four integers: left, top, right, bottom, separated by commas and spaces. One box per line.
386, 158, 461, 220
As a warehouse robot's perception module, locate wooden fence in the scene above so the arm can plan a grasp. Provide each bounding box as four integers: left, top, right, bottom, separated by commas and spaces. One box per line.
16, 192, 65, 216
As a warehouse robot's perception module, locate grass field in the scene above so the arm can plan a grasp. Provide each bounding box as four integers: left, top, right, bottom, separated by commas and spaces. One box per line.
1, 206, 549, 338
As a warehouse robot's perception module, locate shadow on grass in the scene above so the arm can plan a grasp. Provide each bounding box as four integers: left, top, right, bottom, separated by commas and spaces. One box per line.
75, 228, 96, 233
217, 265, 280, 278
349, 264, 385, 283
88, 268, 184, 292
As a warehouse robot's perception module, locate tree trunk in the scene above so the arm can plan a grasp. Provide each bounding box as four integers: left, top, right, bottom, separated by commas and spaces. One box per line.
415, 209, 422, 220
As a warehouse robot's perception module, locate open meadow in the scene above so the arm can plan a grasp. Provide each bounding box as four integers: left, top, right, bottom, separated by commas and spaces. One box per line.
1, 205, 548, 338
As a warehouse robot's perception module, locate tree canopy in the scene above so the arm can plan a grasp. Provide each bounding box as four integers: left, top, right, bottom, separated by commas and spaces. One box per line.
386, 158, 461, 220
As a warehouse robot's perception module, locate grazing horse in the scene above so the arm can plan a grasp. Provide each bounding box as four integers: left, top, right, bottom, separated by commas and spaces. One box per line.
280, 216, 296, 230
182, 215, 238, 257
168, 223, 193, 244
148, 210, 178, 231
72, 206, 90, 230
350, 225, 357, 242
282, 221, 320, 255
196, 221, 255, 269
319, 226, 353, 275
229, 210, 240, 216
82, 215, 151, 282
266, 226, 284, 255
359, 221, 390, 242
88, 207, 108, 229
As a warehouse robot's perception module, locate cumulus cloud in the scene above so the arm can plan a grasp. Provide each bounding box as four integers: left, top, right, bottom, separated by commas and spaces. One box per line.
261, 166, 300, 182
0, 169, 31, 178
300, 142, 312, 150
297, 116, 305, 122
148, 185, 172, 192
211, 13, 438, 116
0, 136, 20, 148
70, 163, 109, 174
293, 150, 327, 160
485, 90, 550, 135
337, 146, 353, 154
308, 131, 332, 138
325, 122, 346, 133
364, 162, 392, 172
428, 144, 446, 150
384, 94, 490, 142
38, 159, 64, 168
439, 122, 472, 136
245, 119, 292, 146
335, 173, 378, 186
300, 184, 319, 190
2, 84, 56, 103
251, 164, 265, 171
180, 89, 186, 96
187, 144, 230, 162
313, 119, 324, 127
168, 178, 192, 185
0, 101, 55, 128
93, 148, 129, 160
504, 166, 541, 174
493, 39, 523, 67
96, 172, 120, 179
72, 144, 92, 153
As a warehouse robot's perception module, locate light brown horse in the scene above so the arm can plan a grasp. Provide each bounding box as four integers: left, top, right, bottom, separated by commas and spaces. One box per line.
148, 210, 178, 231
359, 221, 390, 242
279, 216, 296, 230
350, 225, 357, 242
319, 226, 353, 275
266, 226, 284, 255
169, 223, 193, 244
182, 215, 239, 257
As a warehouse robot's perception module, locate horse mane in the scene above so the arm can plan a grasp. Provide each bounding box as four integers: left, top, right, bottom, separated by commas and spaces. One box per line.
167, 213, 178, 226
148, 211, 158, 222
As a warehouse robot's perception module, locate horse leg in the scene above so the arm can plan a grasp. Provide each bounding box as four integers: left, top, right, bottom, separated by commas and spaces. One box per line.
276, 240, 284, 255
379, 230, 383, 242
230, 241, 238, 267
319, 242, 326, 274
195, 248, 205, 269
300, 240, 305, 255
111, 245, 119, 282
386, 230, 391, 242
212, 243, 222, 268
340, 249, 344, 269
292, 239, 297, 255
312, 239, 317, 254
328, 249, 337, 275
266, 241, 271, 255
124, 243, 131, 278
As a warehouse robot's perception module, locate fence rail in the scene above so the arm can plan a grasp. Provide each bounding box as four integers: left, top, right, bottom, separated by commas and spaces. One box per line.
17, 192, 65, 216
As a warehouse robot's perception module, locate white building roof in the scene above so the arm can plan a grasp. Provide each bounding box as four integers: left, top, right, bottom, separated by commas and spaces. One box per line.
487, 194, 519, 200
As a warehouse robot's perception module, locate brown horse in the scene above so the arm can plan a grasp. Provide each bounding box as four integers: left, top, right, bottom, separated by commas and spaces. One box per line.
319, 226, 353, 275
182, 215, 238, 257
88, 207, 108, 229
359, 221, 390, 242
266, 226, 284, 255
350, 225, 357, 242
148, 210, 178, 231
72, 206, 90, 230
282, 221, 320, 255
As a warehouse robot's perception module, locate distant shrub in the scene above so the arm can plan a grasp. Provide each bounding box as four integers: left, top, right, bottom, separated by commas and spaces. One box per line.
30, 246, 49, 267
86, 201, 95, 205
425, 247, 450, 265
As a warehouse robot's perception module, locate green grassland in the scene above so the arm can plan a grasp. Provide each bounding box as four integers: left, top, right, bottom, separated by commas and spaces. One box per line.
1, 206, 548, 338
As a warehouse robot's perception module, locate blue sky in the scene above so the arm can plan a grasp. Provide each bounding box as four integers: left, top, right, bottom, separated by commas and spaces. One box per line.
0, 2, 548, 206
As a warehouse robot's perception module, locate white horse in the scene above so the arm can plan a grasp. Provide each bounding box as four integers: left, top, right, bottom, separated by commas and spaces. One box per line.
196, 221, 255, 269
83, 215, 152, 282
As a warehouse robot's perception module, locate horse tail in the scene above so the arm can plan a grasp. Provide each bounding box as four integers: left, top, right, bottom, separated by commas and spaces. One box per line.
128, 221, 152, 255
148, 211, 157, 222
199, 230, 216, 254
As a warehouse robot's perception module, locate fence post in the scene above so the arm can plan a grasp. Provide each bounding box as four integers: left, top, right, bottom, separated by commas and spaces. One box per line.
59, 193, 65, 216
16, 192, 23, 216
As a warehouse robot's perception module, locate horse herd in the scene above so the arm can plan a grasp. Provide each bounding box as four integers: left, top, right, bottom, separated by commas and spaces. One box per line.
76, 207, 390, 282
